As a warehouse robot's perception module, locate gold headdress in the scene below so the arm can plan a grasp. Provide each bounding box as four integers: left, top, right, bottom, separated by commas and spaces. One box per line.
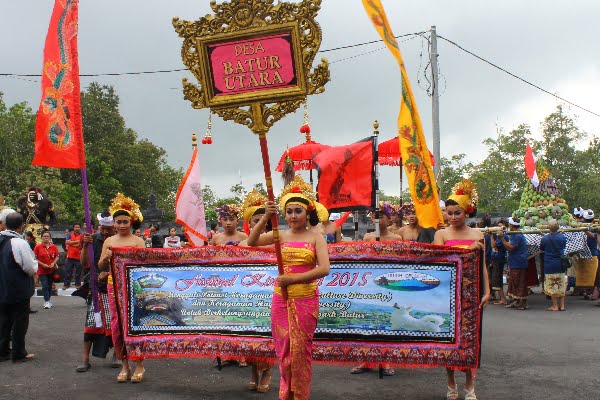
278, 175, 316, 211
448, 179, 478, 216
315, 202, 329, 223
108, 193, 144, 222
241, 189, 268, 222
216, 203, 241, 219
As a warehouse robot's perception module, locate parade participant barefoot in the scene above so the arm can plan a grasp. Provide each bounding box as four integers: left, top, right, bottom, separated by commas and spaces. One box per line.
247, 176, 330, 400
433, 180, 490, 400
498, 218, 529, 310
388, 204, 404, 236
212, 204, 247, 246
77, 210, 118, 373
352, 201, 401, 376
211, 203, 248, 367
363, 202, 403, 242
396, 202, 436, 243
541, 219, 568, 311
99, 194, 146, 383
239, 189, 274, 392
490, 220, 508, 305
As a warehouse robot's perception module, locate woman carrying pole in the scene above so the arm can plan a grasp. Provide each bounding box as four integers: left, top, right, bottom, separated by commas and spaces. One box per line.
247, 175, 330, 400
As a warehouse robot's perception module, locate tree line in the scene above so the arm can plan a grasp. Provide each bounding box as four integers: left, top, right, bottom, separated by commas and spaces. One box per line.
0, 83, 182, 223
1, 82, 596, 223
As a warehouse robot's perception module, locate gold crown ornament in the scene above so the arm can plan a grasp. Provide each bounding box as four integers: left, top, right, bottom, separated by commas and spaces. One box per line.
241, 189, 269, 222
278, 175, 316, 211
108, 193, 144, 222
447, 179, 478, 216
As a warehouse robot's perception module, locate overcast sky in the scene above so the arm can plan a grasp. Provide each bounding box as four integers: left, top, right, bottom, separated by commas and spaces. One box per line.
1, 0, 599, 199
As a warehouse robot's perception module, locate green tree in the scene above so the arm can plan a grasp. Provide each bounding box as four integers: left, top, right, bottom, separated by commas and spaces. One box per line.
252, 182, 268, 198
437, 154, 473, 202
0, 84, 183, 223
569, 137, 600, 211
202, 185, 218, 222
538, 105, 586, 206
470, 124, 532, 213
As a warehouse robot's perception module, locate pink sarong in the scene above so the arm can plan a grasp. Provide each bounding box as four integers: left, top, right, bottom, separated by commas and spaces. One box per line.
271, 242, 319, 400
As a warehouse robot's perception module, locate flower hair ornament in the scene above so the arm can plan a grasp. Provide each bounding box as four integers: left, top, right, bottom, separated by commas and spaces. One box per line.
216, 204, 241, 220
278, 175, 316, 211
108, 193, 144, 222
369, 201, 394, 218
447, 179, 478, 217
401, 201, 415, 214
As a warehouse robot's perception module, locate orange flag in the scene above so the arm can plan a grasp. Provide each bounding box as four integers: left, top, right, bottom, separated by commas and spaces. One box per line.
362, 0, 443, 228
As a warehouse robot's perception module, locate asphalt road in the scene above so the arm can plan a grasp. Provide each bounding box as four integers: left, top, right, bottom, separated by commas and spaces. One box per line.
1, 292, 598, 400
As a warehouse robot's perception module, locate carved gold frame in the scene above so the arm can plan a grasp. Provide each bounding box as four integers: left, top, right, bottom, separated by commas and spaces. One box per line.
173, 0, 330, 135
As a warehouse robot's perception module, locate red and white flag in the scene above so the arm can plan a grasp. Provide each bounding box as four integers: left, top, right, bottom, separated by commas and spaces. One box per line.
524, 140, 539, 188
175, 148, 208, 246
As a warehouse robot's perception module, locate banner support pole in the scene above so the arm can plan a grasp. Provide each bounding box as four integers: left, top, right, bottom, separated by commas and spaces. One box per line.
373, 120, 381, 242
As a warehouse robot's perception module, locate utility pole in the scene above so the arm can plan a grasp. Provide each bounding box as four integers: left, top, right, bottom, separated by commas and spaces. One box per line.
430, 25, 441, 179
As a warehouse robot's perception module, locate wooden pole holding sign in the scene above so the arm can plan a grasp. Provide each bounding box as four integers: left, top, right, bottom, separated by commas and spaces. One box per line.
173, 0, 330, 278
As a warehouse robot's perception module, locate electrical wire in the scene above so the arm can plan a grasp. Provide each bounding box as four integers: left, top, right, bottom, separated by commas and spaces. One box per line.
438, 34, 600, 118
0, 32, 426, 79
329, 34, 419, 64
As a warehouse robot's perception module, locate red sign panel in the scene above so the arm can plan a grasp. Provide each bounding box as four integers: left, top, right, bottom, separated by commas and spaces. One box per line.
208, 33, 297, 96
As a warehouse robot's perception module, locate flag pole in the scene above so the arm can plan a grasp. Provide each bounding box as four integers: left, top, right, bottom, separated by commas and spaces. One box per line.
81, 167, 100, 324
250, 104, 285, 283
373, 120, 381, 241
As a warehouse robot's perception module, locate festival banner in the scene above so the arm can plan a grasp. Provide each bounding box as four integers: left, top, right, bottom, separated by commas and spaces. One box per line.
362, 0, 443, 228
313, 137, 375, 212
32, 0, 85, 169
108, 242, 482, 370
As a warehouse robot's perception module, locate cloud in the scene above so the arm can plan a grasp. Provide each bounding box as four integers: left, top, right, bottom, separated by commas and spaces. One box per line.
1, 0, 598, 199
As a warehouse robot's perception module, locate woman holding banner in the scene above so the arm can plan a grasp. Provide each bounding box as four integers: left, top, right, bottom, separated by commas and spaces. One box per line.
247, 175, 330, 400
99, 193, 146, 383
433, 180, 491, 400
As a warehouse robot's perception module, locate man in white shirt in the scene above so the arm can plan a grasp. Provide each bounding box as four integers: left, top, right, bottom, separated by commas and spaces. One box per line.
0, 212, 38, 362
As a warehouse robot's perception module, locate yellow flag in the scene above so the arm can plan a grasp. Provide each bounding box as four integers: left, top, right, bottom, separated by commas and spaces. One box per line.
362, 0, 443, 228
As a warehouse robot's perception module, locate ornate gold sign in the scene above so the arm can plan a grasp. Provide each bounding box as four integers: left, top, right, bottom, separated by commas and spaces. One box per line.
173, 0, 330, 135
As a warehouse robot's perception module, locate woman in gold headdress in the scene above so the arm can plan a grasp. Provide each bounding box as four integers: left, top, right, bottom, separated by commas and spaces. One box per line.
247, 175, 330, 400
433, 180, 490, 400
98, 193, 146, 383
239, 189, 275, 393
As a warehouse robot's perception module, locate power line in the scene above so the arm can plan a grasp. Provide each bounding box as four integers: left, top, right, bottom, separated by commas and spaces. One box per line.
0, 32, 426, 79
438, 34, 600, 118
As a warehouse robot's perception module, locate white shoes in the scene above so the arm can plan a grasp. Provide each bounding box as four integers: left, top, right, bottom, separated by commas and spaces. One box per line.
43, 302, 52, 309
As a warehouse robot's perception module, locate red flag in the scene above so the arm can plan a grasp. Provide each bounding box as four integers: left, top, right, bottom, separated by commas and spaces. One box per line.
313, 138, 375, 212
524, 140, 539, 188
32, 0, 85, 169
175, 148, 208, 246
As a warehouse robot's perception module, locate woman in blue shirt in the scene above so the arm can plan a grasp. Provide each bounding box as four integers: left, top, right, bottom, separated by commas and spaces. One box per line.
540, 220, 567, 311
